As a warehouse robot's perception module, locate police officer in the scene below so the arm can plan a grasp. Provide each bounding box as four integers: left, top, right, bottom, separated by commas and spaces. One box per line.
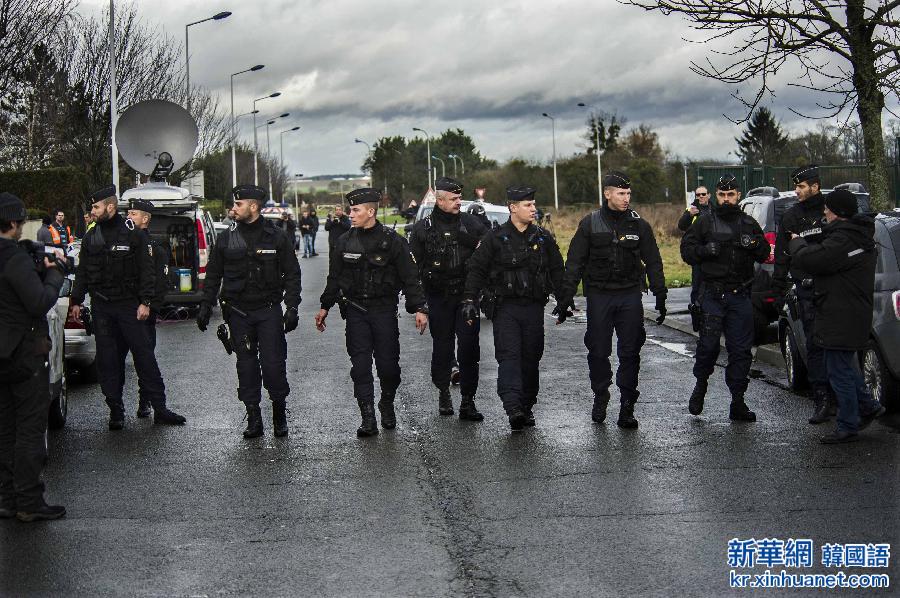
462, 186, 565, 431
315, 188, 428, 437
409, 177, 490, 420
197, 185, 301, 439
559, 171, 667, 429
773, 165, 834, 424
678, 186, 712, 307
126, 198, 170, 418
0, 192, 67, 522
789, 189, 885, 443
681, 174, 770, 422
70, 186, 186, 430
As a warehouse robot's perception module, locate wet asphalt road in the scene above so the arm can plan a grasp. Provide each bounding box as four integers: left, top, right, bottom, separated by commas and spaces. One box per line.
2, 239, 899, 598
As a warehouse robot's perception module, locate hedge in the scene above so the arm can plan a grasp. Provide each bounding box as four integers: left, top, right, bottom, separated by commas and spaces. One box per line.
0, 167, 92, 221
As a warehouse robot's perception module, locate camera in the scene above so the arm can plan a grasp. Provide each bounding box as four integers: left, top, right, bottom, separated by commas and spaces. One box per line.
18, 240, 75, 276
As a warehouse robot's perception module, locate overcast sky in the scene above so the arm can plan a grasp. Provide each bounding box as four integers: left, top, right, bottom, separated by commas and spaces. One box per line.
80, 0, 890, 177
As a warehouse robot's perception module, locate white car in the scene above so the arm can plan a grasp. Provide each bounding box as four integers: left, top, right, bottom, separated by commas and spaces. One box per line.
47, 280, 68, 429
415, 200, 510, 228
59, 241, 97, 382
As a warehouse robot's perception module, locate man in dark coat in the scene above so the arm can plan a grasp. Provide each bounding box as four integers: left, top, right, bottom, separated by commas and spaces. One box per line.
325, 205, 351, 249
678, 186, 712, 307
789, 189, 885, 443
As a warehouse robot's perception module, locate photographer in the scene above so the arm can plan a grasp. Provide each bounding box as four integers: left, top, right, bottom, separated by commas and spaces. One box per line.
0, 192, 66, 522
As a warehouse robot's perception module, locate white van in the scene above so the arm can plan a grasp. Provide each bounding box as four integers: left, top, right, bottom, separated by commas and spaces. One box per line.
120, 182, 216, 307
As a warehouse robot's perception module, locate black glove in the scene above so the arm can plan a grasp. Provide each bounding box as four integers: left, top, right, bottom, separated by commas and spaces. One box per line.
283, 306, 299, 333
460, 299, 479, 326
772, 278, 792, 297
196, 302, 212, 332
552, 296, 575, 323
698, 241, 721, 258
654, 292, 667, 325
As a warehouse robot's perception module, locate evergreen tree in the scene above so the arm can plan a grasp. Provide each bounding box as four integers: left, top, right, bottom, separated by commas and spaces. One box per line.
734, 107, 788, 165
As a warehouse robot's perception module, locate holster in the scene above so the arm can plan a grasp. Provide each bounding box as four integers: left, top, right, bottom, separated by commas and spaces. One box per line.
480, 290, 498, 320
688, 302, 702, 332
216, 323, 233, 355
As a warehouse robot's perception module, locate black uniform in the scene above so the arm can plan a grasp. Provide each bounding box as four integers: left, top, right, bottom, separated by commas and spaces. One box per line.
678, 201, 711, 305
774, 191, 830, 404
325, 214, 351, 249
320, 220, 427, 432
409, 206, 489, 408
202, 216, 301, 415
71, 211, 174, 426
464, 219, 565, 426
681, 199, 769, 420
0, 211, 65, 517
562, 204, 666, 427
136, 236, 171, 417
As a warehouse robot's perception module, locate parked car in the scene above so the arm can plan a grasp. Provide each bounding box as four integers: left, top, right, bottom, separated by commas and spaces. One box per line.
740, 183, 871, 345
120, 183, 217, 307
778, 210, 900, 410
47, 283, 68, 430
58, 241, 97, 382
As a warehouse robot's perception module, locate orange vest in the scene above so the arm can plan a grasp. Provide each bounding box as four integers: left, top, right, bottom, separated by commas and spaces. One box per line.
49, 224, 72, 245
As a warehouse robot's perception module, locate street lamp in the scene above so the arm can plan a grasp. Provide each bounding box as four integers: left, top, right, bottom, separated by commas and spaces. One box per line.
230, 65, 264, 187
280, 126, 301, 202
253, 92, 281, 185
577, 102, 603, 206
412, 127, 432, 190
542, 112, 559, 210
292, 173, 304, 212
186, 11, 231, 112
431, 155, 446, 178
354, 138, 371, 153
263, 114, 290, 199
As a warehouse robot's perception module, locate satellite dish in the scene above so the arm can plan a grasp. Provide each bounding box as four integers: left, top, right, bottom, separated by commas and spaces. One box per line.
115, 100, 198, 176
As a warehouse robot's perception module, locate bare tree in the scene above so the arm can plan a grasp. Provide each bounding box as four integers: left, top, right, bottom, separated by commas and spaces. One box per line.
621, 0, 900, 208
0, 0, 74, 90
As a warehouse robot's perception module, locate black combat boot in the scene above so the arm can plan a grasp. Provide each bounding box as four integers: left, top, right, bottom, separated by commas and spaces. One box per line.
136, 398, 152, 418
153, 407, 187, 426
808, 387, 833, 424
508, 407, 527, 431
729, 396, 757, 422
591, 391, 610, 424
15, 503, 66, 522
458, 395, 484, 422
522, 398, 536, 426
108, 400, 125, 431
243, 403, 264, 438
688, 379, 707, 416
272, 401, 288, 437
617, 401, 639, 429
378, 392, 397, 429
357, 399, 379, 437
438, 387, 454, 416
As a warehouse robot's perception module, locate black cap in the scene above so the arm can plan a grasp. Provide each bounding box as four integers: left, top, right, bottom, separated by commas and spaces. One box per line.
467, 203, 486, 216
89, 185, 117, 203
128, 198, 154, 213
506, 185, 536, 202
435, 177, 463, 194
346, 187, 382, 206
792, 165, 819, 185
0, 192, 27, 221
825, 188, 857, 218
231, 184, 267, 203
716, 174, 739, 191
602, 171, 631, 189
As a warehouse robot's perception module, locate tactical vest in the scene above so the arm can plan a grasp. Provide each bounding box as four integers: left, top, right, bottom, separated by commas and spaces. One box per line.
220, 221, 282, 303
340, 227, 400, 301
421, 215, 479, 294
793, 203, 826, 243
82, 218, 140, 300
491, 227, 551, 299
705, 211, 756, 283
586, 209, 643, 285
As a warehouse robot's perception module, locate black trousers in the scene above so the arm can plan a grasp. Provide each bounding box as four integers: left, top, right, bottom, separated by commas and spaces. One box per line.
344, 307, 401, 402
693, 287, 753, 396
0, 362, 51, 510
228, 304, 289, 405
93, 300, 166, 412
690, 265, 703, 305
795, 285, 828, 395
493, 302, 545, 414
428, 293, 480, 396
585, 291, 646, 404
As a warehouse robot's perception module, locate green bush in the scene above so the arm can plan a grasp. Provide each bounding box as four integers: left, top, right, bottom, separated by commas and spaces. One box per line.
0, 167, 91, 221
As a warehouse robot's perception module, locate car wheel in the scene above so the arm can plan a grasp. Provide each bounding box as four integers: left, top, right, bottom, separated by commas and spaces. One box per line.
48, 361, 68, 430
863, 342, 898, 411
781, 326, 809, 392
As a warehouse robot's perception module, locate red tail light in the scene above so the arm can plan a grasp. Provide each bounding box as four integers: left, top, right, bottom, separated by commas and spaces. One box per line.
764, 232, 776, 264
196, 219, 207, 250
893, 291, 900, 321
65, 311, 85, 330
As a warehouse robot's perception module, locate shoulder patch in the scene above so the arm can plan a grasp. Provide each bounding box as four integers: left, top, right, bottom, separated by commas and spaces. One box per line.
125, 218, 135, 230
629, 209, 641, 219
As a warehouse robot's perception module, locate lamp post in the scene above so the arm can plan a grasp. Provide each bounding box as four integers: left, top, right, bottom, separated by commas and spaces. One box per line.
253, 91, 281, 185
355, 138, 379, 195
577, 102, 603, 206
292, 173, 303, 213
542, 112, 559, 210
262, 114, 289, 199
230, 65, 264, 187
412, 127, 432, 190
185, 11, 231, 112
108, 0, 118, 194
280, 126, 300, 202
431, 155, 445, 178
